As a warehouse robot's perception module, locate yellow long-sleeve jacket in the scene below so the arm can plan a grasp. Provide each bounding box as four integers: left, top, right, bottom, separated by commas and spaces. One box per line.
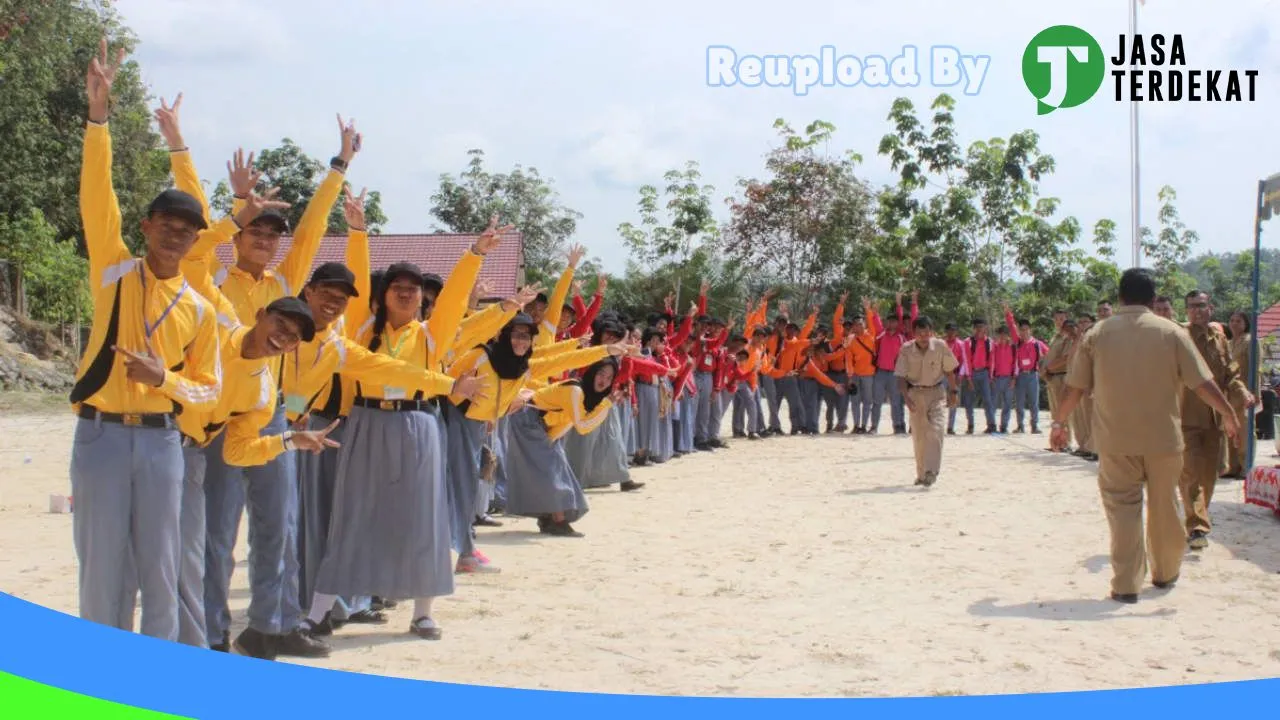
529, 382, 613, 441
72, 122, 221, 415
446, 345, 610, 424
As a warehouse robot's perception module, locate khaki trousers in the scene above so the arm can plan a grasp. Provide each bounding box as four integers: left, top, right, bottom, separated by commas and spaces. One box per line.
907, 385, 947, 480
1097, 453, 1185, 595
1224, 397, 1248, 475
1179, 427, 1222, 535
1047, 375, 1072, 446
1072, 394, 1094, 453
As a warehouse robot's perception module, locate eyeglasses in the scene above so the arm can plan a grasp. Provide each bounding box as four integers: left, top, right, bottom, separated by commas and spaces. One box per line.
1186, 302, 1209, 310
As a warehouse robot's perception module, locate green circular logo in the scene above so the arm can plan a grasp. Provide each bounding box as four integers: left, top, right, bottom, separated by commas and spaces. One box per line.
1022, 25, 1106, 115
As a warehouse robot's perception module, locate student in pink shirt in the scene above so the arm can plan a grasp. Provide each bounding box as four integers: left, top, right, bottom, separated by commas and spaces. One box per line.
991, 325, 1018, 432
943, 322, 969, 435
871, 291, 918, 434
1005, 304, 1049, 433
963, 318, 999, 434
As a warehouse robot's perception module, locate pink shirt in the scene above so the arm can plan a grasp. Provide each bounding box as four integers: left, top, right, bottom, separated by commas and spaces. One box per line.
870, 303, 918, 372
968, 335, 991, 371
1005, 310, 1047, 375
946, 337, 970, 377
992, 342, 1017, 377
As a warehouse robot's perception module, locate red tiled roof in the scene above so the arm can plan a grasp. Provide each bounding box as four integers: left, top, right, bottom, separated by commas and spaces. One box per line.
1258, 300, 1280, 339
213, 231, 524, 298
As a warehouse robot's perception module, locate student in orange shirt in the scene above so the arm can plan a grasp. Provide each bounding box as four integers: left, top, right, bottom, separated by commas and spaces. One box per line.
844, 298, 880, 434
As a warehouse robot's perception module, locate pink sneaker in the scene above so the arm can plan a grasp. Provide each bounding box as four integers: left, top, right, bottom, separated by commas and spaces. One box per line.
456, 556, 500, 574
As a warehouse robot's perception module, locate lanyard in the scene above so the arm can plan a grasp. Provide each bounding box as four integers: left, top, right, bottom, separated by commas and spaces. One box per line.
383, 327, 414, 360
139, 264, 187, 342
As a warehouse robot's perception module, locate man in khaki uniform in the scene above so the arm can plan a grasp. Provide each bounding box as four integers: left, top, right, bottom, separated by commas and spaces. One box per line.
1070, 314, 1097, 461
895, 315, 959, 487
1043, 310, 1073, 450
1180, 291, 1252, 550
1051, 269, 1239, 604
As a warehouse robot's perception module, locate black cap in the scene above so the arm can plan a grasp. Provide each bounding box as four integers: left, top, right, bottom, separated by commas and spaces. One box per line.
534, 292, 549, 304
147, 189, 208, 231
944, 322, 957, 331
265, 296, 316, 342
422, 273, 444, 294
507, 313, 539, 334
248, 209, 289, 234
383, 262, 425, 288
307, 262, 359, 297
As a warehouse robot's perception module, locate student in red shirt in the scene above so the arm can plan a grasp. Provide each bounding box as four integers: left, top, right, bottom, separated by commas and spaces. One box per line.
991, 325, 1018, 433
943, 323, 969, 435
1005, 304, 1049, 434
963, 318, 999, 434
705, 316, 733, 449
871, 291, 918, 435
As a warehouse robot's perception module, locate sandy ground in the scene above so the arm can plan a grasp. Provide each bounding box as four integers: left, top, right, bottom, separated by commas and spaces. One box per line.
3, 408, 1280, 698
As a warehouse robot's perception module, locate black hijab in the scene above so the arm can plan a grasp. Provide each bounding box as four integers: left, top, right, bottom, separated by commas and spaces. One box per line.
574, 357, 618, 412
483, 315, 538, 379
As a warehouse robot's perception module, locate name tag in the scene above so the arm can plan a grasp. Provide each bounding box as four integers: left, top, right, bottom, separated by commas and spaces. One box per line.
1021, 359, 1033, 367
284, 394, 308, 416
384, 387, 406, 400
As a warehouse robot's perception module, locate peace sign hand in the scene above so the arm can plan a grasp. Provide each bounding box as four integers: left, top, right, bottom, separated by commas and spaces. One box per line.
504, 282, 543, 311
154, 93, 185, 150
227, 148, 262, 198
567, 244, 587, 269
87, 38, 127, 123
290, 418, 343, 454
112, 346, 166, 387
343, 186, 368, 231
336, 114, 361, 162
237, 187, 290, 228
475, 214, 515, 255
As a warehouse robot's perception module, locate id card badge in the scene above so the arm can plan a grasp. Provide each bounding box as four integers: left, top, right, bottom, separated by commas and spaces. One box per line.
384, 387, 407, 400
284, 394, 308, 416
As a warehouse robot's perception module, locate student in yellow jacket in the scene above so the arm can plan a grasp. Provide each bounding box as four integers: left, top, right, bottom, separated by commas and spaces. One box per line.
71, 42, 222, 643
502, 357, 623, 537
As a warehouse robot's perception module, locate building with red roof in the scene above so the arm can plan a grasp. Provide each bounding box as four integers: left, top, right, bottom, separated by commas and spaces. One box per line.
212, 230, 524, 301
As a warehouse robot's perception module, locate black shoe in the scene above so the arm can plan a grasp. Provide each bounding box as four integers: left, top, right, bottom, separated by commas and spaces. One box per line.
275, 628, 331, 658
1153, 574, 1179, 589
1188, 531, 1209, 550
947, 429, 956, 435
633, 455, 649, 467
1110, 591, 1138, 604
966, 426, 974, 435
370, 596, 398, 611
710, 439, 728, 449
345, 609, 388, 625
985, 427, 996, 434
304, 614, 336, 637
1031, 427, 1041, 434
410, 617, 442, 640
620, 480, 645, 492
474, 514, 503, 527
733, 431, 746, 438
999, 426, 1008, 434
233, 628, 278, 660
542, 520, 584, 537
209, 630, 231, 653
1013, 427, 1025, 434
747, 433, 760, 440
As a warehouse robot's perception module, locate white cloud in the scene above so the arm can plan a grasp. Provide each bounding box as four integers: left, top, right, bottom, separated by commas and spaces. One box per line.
113, 0, 1279, 275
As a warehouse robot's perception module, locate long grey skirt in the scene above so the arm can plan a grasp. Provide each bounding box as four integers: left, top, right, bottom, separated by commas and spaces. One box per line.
444, 402, 485, 556
635, 382, 662, 456
313, 405, 453, 600
564, 403, 630, 488
622, 399, 637, 455
501, 408, 589, 523
296, 415, 353, 614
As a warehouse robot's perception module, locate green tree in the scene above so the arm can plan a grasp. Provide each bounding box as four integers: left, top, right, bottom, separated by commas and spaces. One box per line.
0, 210, 91, 325
1141, 185, 1199, 298
209, 138, 388, 234
429, 149, 582, 284
0, 0, 169, 257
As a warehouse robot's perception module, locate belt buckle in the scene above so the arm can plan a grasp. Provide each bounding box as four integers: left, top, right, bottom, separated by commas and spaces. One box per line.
379, 400, 396, 411
122, 413, 142, 427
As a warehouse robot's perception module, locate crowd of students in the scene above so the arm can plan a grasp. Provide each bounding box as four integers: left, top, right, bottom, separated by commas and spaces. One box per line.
66, 43, 1265, 660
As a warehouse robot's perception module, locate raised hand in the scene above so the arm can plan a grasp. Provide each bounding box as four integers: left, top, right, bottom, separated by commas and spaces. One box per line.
567, 243, 587, 269
237, 187, 290, 227
451, 371, 488, 401
291, 418, 343, 454
87, 38, 127, 123
503, 283, 543, 312
839, 291, 849, 304
663, 293, 675, 311
700, 280, 711, 295
508, 387, 537, 413
606, 342, 641, 358
475, 214, 515, 255
337, 114, 361, 163
572, 279, 584, 297
578, 334, 593, 348
112, 345, 165, 387
227, 148, 262, 198
911, 290, 919, 303
895, 292, 903, 305
688, 301, 699, 316
596, 273, 608, 295
468, 279, 492, 309
154, 94, 185, 149
343, 186, 367, 231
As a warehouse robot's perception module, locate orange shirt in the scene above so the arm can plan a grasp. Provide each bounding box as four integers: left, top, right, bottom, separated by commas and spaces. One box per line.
844, 330, 877, 376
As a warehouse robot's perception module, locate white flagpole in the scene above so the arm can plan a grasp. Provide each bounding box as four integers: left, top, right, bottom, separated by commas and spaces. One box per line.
1130, 0, 1142, 268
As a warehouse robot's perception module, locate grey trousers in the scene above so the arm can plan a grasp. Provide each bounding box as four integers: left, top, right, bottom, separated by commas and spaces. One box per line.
711, 389, 731, 440
850, 374, 875, 429
694, 372, 715, 443
824, 371, 849, 429
761, 375, 781, 431
993, 376, 1015, 430
800, 378, 822, 432
776, 376, 803, 432
872, 370, 904, 431
203, 405, 300, 643
71, 417, 184, 641
964, 369, 997, 430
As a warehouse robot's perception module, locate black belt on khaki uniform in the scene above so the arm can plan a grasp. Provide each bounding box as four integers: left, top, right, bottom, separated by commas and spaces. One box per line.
907, 382, 943, 390
1047, 372, 1066, 378
77, 405, 175, 428
353, 397, 438, 412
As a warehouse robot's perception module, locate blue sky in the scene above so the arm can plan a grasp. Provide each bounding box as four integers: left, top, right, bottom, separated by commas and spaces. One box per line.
117, 0, 1279, 273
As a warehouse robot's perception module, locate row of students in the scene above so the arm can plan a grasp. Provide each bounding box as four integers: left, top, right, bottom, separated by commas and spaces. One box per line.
70, 44, 640, 658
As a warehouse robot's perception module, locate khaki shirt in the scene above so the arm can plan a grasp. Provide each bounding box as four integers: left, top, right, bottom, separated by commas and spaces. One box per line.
895, 337, 959, 387
1044, 333, 1072, 377
1066, 305, 1212, 456
1229, 333, 1256, 392
1182, 323, 1247, 429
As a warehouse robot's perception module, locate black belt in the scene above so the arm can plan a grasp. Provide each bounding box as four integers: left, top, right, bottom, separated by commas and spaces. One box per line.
908, 382, 943, 389
353, 397, 439, 412
1047, 372, 1066, 378
77, 405, 175, 428
312, 411, 341, 422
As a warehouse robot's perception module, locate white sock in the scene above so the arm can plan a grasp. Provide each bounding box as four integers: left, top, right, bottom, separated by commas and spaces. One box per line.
307, 593, 339, 624
412, 597, 434, 621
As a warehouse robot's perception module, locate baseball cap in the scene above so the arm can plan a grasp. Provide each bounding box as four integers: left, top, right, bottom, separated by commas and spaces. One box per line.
422, 272, 444, 295
265, 296, 316, 342
248, 209, 289, 234
307, 262, 359, 297
383, 262, 425, 288
147, 189, 208, 231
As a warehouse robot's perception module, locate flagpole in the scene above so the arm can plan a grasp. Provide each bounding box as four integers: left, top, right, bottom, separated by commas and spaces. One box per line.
1130, 0, 1142, 268
1248, 179, 1264, 474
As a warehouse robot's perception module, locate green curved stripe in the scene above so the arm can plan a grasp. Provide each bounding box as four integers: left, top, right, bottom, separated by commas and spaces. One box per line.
0, 671, 190, 718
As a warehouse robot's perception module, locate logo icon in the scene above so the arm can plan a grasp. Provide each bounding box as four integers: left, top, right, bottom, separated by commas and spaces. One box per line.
1022, 25, 1106, 115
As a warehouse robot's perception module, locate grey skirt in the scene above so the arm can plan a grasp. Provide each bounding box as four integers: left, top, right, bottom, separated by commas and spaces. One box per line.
622, 398, 637, 455
653, 379, 674, 462
501, 408, 588, 523
295, 415, 347, 610
635, 382, 661, 454
564, 402, 630, 488
313, 404, 453, 600
444, 402, 486, 555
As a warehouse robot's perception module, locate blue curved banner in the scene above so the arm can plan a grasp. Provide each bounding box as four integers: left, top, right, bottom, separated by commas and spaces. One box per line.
0, 592, 1274, 718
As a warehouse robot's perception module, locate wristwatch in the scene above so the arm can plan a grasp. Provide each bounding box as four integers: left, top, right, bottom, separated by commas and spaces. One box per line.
1050, 421, 1066, 430
329, 156, 348, 172
282, 430, 297, 452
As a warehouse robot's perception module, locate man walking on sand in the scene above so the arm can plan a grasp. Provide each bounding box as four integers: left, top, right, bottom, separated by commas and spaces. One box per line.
895, 315, 959, 488
1050, 269, 1239, 604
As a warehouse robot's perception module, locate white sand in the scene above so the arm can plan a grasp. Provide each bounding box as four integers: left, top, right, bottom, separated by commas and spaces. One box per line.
3, 411, 1280, 697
